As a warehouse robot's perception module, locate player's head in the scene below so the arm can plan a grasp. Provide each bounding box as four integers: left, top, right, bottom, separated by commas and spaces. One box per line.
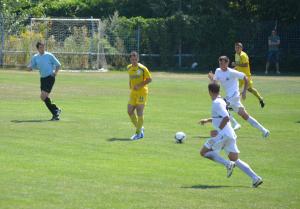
208, 83, 220, 97
36, 42, 45, 54
218, 56, 229, 71
271, 30, 277, 36
235, 42, 243, 54
130, 51, 139, 66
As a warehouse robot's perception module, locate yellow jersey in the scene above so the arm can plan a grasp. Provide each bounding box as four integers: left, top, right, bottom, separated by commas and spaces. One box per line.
235, 51, 251, 76
127, 63, 151, 94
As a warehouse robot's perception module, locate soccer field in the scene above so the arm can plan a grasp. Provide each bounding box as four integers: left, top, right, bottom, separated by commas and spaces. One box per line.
0, 70, 299, 209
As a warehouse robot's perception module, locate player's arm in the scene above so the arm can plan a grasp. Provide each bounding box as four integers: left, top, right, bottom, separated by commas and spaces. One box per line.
27, 57, 36, 71
134, 77, 152, 90
235, 62, 248, 67
134, 67, 152, 90
50, 54, 61, 76
268, 39, 273, 46
198, 118, 212, 125
54, 65, 60, 76
232, 70, 248, 99
215, 103, 230, 136
208, 71, 217, 83
219, 116, 230, 130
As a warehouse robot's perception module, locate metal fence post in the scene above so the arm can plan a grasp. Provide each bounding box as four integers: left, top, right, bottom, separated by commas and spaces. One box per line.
137, 25, 140, 55
0, 13, 4, 67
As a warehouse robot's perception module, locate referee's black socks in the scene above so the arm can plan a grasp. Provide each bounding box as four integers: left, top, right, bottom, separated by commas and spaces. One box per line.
44, 97, 58, 115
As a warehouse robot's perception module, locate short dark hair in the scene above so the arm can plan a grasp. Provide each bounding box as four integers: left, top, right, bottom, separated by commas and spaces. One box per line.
218, 55, 229, 63
208, 83, 220, 94
235, 42, 243, 48
130, 51, 138, 58
36, 41, 44, 49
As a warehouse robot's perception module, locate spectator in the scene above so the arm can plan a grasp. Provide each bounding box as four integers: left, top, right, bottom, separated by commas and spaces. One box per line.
265, 30, 280, 74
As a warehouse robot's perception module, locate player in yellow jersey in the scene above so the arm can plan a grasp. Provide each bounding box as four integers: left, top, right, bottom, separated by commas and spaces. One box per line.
232, 42, 265, 108
127, 51, 152, 140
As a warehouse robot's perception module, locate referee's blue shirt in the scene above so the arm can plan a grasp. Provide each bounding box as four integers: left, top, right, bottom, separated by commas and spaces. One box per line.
30, 52, 61, 78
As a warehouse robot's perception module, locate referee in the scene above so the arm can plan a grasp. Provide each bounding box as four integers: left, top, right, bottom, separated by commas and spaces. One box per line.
28, 42, 62, 121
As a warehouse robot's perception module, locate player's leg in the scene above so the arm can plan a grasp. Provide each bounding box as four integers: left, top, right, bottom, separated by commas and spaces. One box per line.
246, 77, 265, 108
128, 104, 140, 140
200, 136, 233, 173
235, 158, 263, 187
265, 62, 270, 74
229, 113, 241, 130
136, 104, 145, 135
226, 139, 262, 187
200, 147, 230, 168
128, 91, 138, 127
275, 51, 280, 74
227, 98, 241, 130
229, 153, 263, 187
128, 104, 137, 128
238, 107, 270, 137
40, 76, 60, 120
265, 52, 272, 74
228, 153, 263, 187
248, 87, 265, 108
133, 94, 148, 139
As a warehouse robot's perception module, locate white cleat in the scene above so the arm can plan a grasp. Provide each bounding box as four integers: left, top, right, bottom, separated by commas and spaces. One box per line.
252, 177, 263, 188
263, 130, 270, 138
130, 133, 137, 140
131, 133, 144, 141
233, 123, 241, 131
226, 161, 235, 178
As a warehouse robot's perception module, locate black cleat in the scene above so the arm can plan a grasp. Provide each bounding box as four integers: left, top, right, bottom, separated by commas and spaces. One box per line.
50, 108, 61, 121
50, 115, 60, 121
252, 177, 263, 188
259, 100, 265, 108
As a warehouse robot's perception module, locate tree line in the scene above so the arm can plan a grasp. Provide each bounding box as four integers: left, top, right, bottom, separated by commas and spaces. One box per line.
0, 0, 299, 71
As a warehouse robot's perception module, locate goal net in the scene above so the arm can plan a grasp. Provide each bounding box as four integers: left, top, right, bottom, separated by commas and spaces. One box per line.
30, 18, 107, 71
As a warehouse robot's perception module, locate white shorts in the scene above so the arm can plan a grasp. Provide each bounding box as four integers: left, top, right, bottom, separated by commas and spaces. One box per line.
226, 95, 244, 113
204, 134, 240, 154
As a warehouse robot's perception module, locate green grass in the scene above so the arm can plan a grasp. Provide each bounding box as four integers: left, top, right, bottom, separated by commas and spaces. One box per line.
0, 70, 300, 209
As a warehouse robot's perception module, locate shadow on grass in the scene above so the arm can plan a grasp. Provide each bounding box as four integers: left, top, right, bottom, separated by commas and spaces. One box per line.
296, 121, 300, 123
107, 137, 131, 142
182, 184, 249, 189
11, 119, 50, 123
192, 135, 210, 139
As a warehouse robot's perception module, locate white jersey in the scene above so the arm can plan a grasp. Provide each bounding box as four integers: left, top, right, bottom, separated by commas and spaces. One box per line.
212, 96, 236, 139
214, 68, 245, 98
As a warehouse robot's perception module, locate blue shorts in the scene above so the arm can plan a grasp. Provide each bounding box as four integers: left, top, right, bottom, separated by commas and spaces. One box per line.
267, 51, 279, 63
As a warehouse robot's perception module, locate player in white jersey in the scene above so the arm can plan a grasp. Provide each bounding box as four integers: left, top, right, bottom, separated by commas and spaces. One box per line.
199, 83, 263, 187
208, 56, 270, 138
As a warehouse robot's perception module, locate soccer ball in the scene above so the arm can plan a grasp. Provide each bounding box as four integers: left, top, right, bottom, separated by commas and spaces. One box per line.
175, 131, 186, 143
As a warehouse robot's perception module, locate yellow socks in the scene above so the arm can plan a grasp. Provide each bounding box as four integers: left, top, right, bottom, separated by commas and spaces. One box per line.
136, 116, 144, 134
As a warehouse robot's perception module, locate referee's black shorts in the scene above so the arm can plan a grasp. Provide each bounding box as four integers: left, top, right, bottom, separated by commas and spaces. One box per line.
40, 75, 55, 93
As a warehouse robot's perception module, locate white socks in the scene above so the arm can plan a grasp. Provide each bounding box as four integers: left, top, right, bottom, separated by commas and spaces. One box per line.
235, 159, 259, 180
247, 116, 267, 133
204, 151, 230, 167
